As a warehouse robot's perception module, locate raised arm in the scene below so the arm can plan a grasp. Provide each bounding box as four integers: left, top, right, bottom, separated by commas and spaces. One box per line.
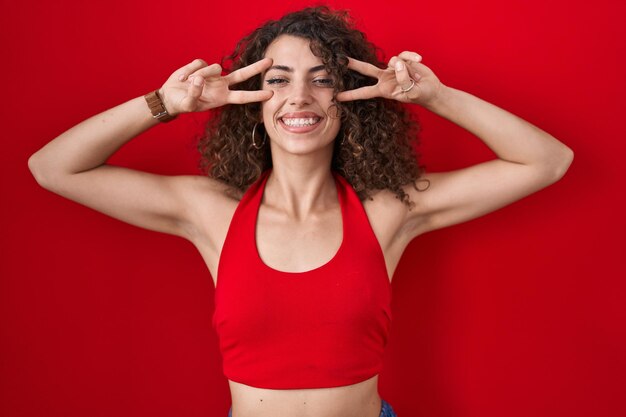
337, 53, 574, 239
28, 58, 273, 238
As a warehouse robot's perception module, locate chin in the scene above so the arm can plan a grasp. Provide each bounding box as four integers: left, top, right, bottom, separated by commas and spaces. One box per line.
271, 137, 336, 155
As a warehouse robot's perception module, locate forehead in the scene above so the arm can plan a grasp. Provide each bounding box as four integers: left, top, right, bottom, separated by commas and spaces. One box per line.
263, 35, 323, 66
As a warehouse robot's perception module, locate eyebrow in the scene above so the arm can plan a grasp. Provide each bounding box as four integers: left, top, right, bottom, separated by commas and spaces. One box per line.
266, 64, 328, 74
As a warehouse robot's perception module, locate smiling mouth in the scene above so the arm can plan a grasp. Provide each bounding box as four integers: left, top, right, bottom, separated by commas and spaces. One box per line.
280, 117, 322, 127
277, 113, 324, 133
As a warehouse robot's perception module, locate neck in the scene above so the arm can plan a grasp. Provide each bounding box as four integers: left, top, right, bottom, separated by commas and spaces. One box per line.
265, 153, 337, 220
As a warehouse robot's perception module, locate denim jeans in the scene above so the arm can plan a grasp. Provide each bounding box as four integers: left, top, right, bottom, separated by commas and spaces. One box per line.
227, 398, 397, 416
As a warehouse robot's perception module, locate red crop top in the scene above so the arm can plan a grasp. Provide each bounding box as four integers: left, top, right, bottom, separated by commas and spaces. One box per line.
212, 168, 392, 389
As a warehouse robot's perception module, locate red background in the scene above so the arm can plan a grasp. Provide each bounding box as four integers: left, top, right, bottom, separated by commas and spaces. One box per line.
2, 0, 625, 416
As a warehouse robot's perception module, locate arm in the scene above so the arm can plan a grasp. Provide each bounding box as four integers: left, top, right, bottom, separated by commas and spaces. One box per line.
337, 53, 574, 238
28, 58, 273, 238
28, 94, 198, 237
409, 83, 574, 236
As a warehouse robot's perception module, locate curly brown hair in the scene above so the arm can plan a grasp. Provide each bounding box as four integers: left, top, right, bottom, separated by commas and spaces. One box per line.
198, 5, 428, 209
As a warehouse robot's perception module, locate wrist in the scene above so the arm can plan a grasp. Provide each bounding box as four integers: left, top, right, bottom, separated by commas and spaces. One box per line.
422, 83, 452, 113
157, 88, 179, 117
144, 89, 178, 122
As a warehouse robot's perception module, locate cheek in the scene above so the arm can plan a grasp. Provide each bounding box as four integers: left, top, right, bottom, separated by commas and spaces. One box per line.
261, 102, 274, 123
261, 104, 281, 136
261, 90, 281, 108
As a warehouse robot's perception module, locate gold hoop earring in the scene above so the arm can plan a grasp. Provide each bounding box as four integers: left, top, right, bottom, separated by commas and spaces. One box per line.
252, 123, 267, 149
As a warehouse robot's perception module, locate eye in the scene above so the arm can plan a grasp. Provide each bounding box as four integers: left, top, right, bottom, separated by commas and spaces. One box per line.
314, 78, 335, 87
265, 77, 287, 86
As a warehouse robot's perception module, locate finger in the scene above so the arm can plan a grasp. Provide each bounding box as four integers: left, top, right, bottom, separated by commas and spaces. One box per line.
335, 85, 379, 102
227, 89, 274, 104
397, 51, 422, 63
176, 58, 208, 82
178, 75, 205, 112
224, 57, 273, 85
390, 56, 422, 82
412, 61, 433, 74
407, 61, 432, 81
397, 54, 422, 80
346, 57, 382, 78
387, 55, 397, 69
393, 59, 414, 92
188, 63, 222, 80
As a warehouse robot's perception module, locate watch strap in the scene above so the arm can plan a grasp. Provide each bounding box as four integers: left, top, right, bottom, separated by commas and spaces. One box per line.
144, 89, 177, 123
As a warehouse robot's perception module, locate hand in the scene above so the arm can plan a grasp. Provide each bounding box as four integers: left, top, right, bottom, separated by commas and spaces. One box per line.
158, 58, 274, 115
336, 52, 443, 107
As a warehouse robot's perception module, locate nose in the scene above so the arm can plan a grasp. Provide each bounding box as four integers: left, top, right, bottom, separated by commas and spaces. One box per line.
288, 80, 313, 106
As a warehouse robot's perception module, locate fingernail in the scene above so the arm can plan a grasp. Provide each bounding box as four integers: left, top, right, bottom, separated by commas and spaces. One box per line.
395, 61, 404, 71
414, 73, 422, 80
193, 76, 204, 86
178, 74, 186, 81
413, 53, 422, 62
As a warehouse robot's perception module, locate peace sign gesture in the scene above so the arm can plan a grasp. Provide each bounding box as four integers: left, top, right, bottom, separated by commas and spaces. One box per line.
158, 57, 274, 116
336, 52, 443, 107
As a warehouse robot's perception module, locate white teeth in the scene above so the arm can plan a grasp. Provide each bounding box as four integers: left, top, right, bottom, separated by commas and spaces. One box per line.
281, 117, 320, 127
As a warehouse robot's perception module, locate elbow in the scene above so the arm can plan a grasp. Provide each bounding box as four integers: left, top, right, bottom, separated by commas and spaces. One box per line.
28, 152, 44, 185
544, 146, 574, 184
28, 152, 56, 190
553, 146, 574, 180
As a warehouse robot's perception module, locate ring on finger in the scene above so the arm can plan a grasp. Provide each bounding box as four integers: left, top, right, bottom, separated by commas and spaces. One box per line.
401, 79, 415, 93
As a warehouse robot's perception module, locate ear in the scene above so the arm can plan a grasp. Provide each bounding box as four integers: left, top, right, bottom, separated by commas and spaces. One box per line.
327, 103, 341, 119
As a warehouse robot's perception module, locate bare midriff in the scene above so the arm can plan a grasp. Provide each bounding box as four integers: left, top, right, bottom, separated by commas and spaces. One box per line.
228, 374, 382, 417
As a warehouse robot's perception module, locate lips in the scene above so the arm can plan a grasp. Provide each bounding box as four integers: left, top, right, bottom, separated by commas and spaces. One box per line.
282, 117, 320, 127
278, 111, 324, 133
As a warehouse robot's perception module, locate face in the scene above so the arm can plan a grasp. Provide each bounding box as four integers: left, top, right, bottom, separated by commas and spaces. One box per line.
261, 35, 341, 156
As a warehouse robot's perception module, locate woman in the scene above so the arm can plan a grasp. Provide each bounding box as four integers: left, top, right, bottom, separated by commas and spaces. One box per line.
27, 6, 573, 417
